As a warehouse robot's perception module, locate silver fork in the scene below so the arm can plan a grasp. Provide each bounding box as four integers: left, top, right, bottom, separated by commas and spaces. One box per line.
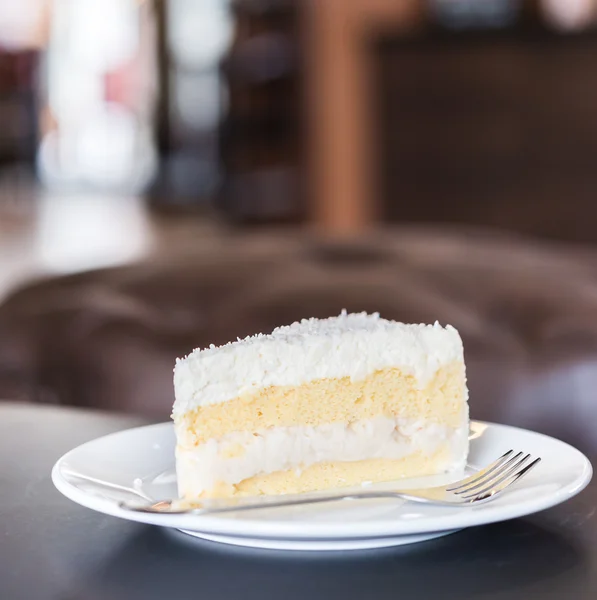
121, 450, 540, 515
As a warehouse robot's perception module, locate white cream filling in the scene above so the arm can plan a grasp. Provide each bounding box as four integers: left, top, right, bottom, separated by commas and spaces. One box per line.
176, 416, 469, 495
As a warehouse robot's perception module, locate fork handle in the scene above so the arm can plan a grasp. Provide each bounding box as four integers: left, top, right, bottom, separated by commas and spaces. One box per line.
122, 489, 446, 515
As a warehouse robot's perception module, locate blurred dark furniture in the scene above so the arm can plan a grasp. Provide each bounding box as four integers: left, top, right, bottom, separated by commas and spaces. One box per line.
3, 226, 597, 460
0, 49, 38, 168
219, 0, 303, 224
378, 27, 597, 243
216, 0, 597, 241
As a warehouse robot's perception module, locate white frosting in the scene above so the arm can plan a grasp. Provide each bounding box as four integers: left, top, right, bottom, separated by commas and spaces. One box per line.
173, 311, 464, 415
176, 416, 469, 496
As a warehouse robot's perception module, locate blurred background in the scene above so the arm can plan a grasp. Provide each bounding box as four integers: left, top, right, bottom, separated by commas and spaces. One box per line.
2, 0, 597, 455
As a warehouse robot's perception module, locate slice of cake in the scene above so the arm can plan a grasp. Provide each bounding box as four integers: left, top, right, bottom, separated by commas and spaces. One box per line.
172, 311, 469, 499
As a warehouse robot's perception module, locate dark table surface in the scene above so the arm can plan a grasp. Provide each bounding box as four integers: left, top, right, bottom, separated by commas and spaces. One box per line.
1, 401, 596, 600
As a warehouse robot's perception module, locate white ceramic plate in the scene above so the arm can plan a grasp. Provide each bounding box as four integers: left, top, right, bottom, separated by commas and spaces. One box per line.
52, 421, 592, 551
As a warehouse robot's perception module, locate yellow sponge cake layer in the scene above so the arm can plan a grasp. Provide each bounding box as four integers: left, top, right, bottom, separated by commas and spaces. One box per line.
175, 362, 465, 447
180, 447, 456, 499
233, 448, 453, 497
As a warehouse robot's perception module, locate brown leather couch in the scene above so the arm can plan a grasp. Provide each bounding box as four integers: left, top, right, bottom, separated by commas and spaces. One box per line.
2, 226, 597, 457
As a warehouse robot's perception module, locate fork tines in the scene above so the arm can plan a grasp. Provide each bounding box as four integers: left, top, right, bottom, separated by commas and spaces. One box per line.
448, 449, 541, 502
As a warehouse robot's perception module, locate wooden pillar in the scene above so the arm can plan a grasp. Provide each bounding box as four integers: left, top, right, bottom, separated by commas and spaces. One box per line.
302, 0, 422, 237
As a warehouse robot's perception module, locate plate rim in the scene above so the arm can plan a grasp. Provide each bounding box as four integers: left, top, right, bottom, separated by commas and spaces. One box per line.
51, 420, 593, 540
